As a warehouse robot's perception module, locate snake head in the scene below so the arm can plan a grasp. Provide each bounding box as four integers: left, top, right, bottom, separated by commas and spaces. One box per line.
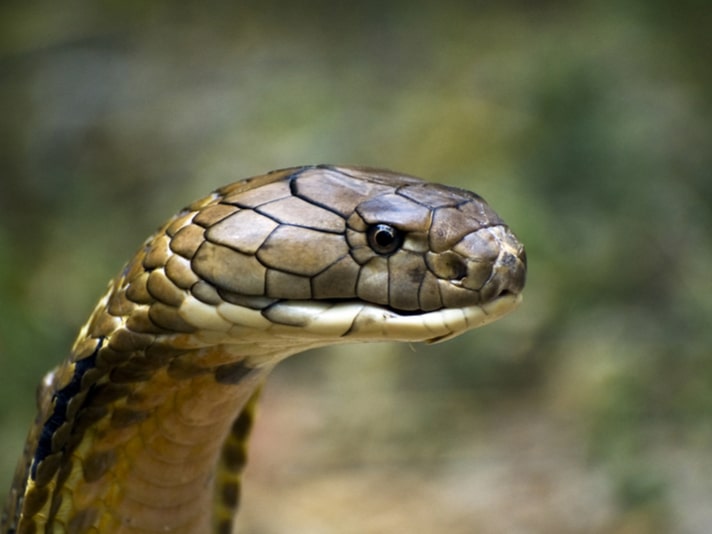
116, 165, 526, 349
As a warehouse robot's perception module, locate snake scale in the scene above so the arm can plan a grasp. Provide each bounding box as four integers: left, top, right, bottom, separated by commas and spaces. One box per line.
2, 165, 526, 533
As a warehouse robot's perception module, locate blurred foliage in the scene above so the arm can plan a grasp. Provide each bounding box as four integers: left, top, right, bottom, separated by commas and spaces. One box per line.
0, 1, 710, 532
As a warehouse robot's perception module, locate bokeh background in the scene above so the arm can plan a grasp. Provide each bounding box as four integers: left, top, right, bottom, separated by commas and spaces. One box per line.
1, 2, 710, 533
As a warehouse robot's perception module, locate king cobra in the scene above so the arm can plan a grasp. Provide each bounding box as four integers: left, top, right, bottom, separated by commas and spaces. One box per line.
2, 165, 526, 533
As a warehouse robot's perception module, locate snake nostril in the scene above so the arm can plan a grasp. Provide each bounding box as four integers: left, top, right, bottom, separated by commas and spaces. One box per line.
451, 259, 467, 280
425, 251, 467, 281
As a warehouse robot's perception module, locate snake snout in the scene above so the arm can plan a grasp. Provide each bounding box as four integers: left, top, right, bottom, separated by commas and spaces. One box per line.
425, 224, 526, 308
450, 224, 526, 303
478, 229, 527, 303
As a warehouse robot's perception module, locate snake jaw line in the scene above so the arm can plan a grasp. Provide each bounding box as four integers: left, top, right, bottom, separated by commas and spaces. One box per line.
178, 292, 523, 350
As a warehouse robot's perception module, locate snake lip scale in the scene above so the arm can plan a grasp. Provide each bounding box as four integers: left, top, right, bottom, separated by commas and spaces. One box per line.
2, 164, 526, 534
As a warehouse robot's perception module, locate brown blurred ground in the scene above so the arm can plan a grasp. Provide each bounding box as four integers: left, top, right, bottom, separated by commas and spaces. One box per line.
1, 2, 710, 532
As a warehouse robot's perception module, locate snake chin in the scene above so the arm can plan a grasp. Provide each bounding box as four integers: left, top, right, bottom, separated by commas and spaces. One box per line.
423, 291, 523, 343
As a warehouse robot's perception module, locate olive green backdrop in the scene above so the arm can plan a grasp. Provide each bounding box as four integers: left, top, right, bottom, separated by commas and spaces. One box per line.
1, 1, 710, 532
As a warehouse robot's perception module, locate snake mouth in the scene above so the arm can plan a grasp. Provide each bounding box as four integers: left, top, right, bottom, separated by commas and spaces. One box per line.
345, 290, 523, 343
246, 290, 523, 346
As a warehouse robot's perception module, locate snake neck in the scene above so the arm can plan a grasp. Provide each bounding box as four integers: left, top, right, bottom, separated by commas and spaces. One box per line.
9, 299, 298, 534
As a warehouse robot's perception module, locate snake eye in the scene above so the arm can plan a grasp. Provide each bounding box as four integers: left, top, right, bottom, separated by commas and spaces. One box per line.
367, 224, 403, 255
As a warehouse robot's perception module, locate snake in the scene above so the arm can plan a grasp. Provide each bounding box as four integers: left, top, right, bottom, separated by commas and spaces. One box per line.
1, 165, 526, 534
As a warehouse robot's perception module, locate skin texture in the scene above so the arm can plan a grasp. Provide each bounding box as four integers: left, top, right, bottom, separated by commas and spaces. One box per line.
1, 165, 526, 534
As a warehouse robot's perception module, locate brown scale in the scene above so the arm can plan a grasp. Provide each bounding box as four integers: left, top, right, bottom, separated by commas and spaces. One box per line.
2, 165, 526, 534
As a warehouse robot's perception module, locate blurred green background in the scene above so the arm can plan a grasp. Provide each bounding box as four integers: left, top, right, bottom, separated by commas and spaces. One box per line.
1, 1, 710, 533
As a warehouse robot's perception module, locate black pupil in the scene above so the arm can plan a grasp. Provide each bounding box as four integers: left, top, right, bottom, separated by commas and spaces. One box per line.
375, 228, 394, 247
368, 224, 401, 254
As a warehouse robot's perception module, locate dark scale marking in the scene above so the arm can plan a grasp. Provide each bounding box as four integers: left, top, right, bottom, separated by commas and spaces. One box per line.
83, 383, 129, 407
221, 481, 239, 507
66, 407, 108, 452
221, 442, 247, 472
231, 402, 255, 438
33, 454, 62, 486
214, 361, 254, 385
217, 518, 233, 534
30, 338, 103, 481
110, 408, 150, 428
109, 363, 154, 384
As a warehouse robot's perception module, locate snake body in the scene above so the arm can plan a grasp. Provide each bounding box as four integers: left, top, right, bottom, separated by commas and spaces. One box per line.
2, 165, 526, 533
